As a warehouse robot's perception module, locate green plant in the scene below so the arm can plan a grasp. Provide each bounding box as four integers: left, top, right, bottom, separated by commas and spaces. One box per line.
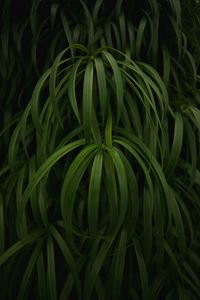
1, 1, 200, 299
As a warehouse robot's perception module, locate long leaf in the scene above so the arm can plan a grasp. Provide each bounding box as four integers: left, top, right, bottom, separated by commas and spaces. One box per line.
20, 139, 85, 218
88, 151, 103, 235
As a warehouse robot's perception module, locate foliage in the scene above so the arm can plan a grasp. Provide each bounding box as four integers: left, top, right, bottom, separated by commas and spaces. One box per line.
0, 0, 200, 299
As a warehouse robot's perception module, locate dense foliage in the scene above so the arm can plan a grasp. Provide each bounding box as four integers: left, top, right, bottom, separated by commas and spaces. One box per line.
0, 0, 200, 299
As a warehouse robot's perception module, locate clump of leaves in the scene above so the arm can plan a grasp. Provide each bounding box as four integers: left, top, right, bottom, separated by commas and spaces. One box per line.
1, 1, 200, 299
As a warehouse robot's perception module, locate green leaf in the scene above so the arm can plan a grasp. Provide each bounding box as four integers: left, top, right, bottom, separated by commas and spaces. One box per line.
8, 121, 22, 168
0, 230, 44, 266
107, 147, 128, 231
168, 187, 186, 256
80, 1, 94, 48
134, 239, 149, 300
183, 118, 197, 187
61, 144, 99, 232
83, 61, 94, 142
60, 11, 74, 57
93, 0, 103, 23
165, 112, 183, 178
136, 17, 147, 60
17, 241, 42, 300
186, 106, 200, 129
163, 240, 183, 279
31, 68, 52, 136
16, 165, 28, 237
37, 250, 47, 300
47, 236, 57, 300
103, 152, 118, 232
105, 106, 112, 147
162, 46, 171, 86
50, 225, 81, 299
20, 139, 85, 218
83, 237, 115, 300
49, 51, 70, 128
102, 50, 124, 124
94, 57, 107, 124
111, 229, 127, 300
115, 148, 139, 232
143, 186, 153, 264
88, 151, 103, 235
68, 57, 85, 123
113, 137, 153, 200
28, 156, 40, 223
60, 257, 85, 300
115, 129, 170, 202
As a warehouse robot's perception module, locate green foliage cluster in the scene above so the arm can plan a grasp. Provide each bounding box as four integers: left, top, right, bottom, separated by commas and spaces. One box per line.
0, 0, 200, 299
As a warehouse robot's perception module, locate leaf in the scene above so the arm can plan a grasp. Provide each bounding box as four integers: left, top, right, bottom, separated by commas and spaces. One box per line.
68, 57, 85, 123
111, 229, 127, 300
134, 239, 149, 300
163, 240, 183, 279
135, 62, 169, 116
28, 156, 40, 222
115, 129, 170, 202
105, 106, 112, 147
136, 17, 147, 60
143, 186, 153, 264
83, 61, 94, 142
17, 241, 42, 300
0, 230, 44, 266
182, 274, 200, 297
125, 91, 143, 137
115, 148, 139, 231
185, 50, 197, 86
88, 151, 103, 235
102, 50, 124, 124
8, 121, 22, 168
83, 237, 115, 300
49, 51, 70, 128
187, 106, 200, 129
113, 137, 154, 200
47, 236, 57, 300
94, 57, 107, 124
150, 271, 169, 300
176, 195, 194, 246
37, 250, 47, 300
165, 112, 183, 178
168, 187, 186, 256
61, 144, 99, 232
120, 68, 161, 129
50, 225, 81, 299
93, 0, 103, 23
170, 0, 181, 24
183, 118, 197, 187
60, 257, 85, 300
31, 68, 52, 136
20, 139, 85, 218
16, 165, 28, 238
94, 275, 105, 300
38, 183, 48, 227
183, 261, 200, 291
107, 147, 128, 231
80, 1, 94, 48
60, 11, 74, 57
103, 152, 118, 232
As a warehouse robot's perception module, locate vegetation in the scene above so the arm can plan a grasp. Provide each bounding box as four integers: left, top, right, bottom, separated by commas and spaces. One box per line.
0, 0, 200, 299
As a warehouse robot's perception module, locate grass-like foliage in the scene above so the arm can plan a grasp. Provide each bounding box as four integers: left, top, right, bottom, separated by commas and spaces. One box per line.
1, 0, 200, 299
